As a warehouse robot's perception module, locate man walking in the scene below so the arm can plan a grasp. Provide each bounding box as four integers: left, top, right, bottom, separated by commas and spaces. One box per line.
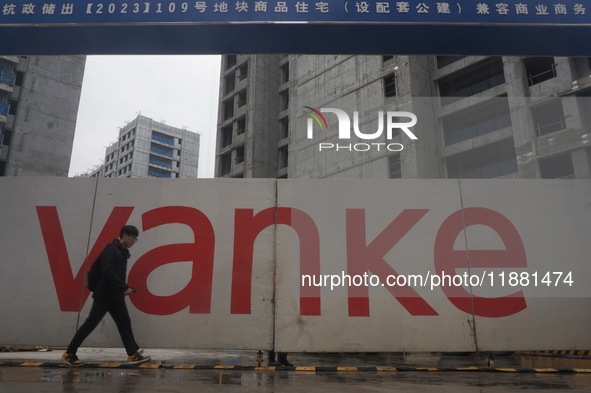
62, 225, 150, 366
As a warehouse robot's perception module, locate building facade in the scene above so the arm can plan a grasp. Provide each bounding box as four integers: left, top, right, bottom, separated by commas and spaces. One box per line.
0, 55, 86, 177
87, 115, 200, 179
215, 55, 591, 180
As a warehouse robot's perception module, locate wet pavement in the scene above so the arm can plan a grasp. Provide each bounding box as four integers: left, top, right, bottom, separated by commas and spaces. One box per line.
2, 366, 591, 392
2, 349, 591, 391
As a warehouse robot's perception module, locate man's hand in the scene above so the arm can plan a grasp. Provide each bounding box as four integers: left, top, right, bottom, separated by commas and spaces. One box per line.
124, 288, 134, 296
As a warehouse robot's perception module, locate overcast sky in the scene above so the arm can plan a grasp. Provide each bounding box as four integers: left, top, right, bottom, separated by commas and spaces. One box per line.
68, 55, 221, 178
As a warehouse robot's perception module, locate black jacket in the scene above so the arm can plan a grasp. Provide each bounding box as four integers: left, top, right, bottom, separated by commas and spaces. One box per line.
92, 239, 131, 301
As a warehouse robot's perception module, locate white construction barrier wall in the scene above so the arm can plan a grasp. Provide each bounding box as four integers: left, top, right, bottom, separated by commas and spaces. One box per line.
0, 177, 589, 352
0, 177, 277, 350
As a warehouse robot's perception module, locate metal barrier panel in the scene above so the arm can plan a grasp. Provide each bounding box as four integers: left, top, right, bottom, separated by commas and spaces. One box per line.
458, 180, 591, 351
1, 178, 590, 351
274, 179, 591, 352
0, 177, 98, 346
0, 177, 277, 349
274, 179, 477, 352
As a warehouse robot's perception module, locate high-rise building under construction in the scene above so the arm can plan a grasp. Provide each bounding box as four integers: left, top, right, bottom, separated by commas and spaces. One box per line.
0, 56, 85, 177
214, 55, 591, 180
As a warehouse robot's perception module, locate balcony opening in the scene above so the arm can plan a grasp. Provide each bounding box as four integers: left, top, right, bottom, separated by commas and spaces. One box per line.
279, 145, 288, 169
226, 55, 237, 70
382, 55, 394, 65
438, 57, 505, 106
151, 131, 174, 146
236, 117, 246, 135
1, 130, 12, 146
221, 124, 233, 147
237, 89, 247, 108
446, 139, 518, 178
539, 153, 575, 179
383, 73, 396, 97
149, 154, 173, 169
223, 99, 234, 120
0, 69, 15, 86
15, 71, 24, 87
279, 90, 289, 111
224, 72, 236, 95
8, 100, 17, 115
279, 117, 289, 139
524, 57, 557, 86
235, 145, 245, 164
220, 152, 232, 175
238, 62, 248, 81
442, 96, 511, 146
436, 56, 466, 69
0, 100, 8, 117
280, 63, 290, 84
532, 100, 566, 137
150, 144, 173, 157
147, 167, 171, 178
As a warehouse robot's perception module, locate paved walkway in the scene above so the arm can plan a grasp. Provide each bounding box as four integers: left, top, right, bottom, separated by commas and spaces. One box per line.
2, 348, 591, 373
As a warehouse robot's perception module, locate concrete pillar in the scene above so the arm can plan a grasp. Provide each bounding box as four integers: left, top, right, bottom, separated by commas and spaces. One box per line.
563, 96, 582, 131
503, 57, 538, 178
572, 148, 591, 179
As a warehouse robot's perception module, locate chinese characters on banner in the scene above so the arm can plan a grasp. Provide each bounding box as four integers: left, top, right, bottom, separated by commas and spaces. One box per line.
0, 0, 588, 24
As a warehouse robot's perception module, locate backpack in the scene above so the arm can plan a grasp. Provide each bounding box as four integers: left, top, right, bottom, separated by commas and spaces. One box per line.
86, 256, 102, 292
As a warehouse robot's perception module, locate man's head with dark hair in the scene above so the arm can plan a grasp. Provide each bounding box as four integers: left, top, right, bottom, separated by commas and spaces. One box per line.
119, 225, 139, 249
119, 225, 139, 240
119, 225, 139, 248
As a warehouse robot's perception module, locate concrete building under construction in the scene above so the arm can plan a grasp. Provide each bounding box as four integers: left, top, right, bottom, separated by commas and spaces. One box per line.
0, 56, 85, 177
214, 55, 591, 180
86, 114, 200, 179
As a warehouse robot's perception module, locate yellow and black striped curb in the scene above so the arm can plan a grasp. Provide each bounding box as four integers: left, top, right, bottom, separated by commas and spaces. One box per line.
539, 350, 591, 357
2, 361, 591, 373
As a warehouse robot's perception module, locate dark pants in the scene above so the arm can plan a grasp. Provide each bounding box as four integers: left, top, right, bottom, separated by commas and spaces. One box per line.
67, 298, 140, 356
